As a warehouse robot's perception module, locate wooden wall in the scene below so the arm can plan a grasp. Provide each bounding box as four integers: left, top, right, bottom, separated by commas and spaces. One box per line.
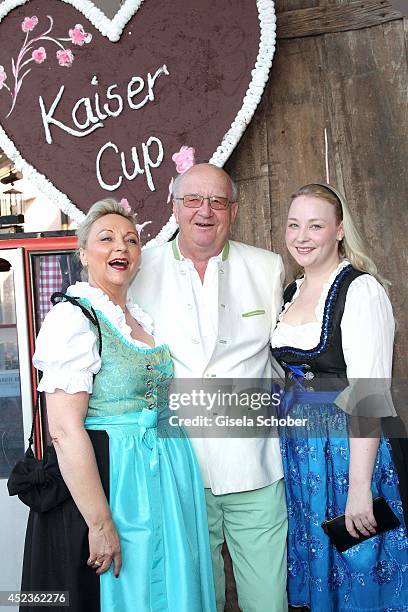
226, 0, 408, 379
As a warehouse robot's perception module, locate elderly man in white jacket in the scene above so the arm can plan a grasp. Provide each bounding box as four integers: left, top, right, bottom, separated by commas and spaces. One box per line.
129, 163, 287, 612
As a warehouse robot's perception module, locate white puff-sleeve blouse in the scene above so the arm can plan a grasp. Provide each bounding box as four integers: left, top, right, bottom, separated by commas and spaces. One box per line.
33, 282, 156, 395
337, 272, 396, 417
272, 261, 396, 417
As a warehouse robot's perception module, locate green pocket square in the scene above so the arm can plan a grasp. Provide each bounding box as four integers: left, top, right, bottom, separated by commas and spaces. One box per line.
241, 309, 266, 318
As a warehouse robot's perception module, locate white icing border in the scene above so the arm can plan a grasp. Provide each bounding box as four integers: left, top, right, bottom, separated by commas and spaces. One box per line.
0, 0, 276, 246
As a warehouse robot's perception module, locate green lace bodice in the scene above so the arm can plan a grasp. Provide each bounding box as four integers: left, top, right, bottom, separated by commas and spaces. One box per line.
77, 299, 173, 418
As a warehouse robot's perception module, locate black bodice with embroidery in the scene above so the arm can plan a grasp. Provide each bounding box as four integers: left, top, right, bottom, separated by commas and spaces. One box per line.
272, 265, 366, 384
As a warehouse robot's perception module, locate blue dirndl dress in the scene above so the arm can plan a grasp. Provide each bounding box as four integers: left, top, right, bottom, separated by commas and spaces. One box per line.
272, 264, 408, 611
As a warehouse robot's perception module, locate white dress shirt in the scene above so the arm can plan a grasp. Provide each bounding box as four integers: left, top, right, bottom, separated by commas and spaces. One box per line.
177, 247, 221, 365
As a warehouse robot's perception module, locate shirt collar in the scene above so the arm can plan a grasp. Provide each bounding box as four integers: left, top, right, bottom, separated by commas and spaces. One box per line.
171, 235, 230, 262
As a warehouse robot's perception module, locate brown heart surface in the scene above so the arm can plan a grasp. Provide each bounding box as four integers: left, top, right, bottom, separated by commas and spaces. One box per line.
0, 0, 269, 240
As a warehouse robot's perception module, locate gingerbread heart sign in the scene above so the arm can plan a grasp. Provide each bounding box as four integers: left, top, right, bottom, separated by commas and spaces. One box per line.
0, 0, 276, 245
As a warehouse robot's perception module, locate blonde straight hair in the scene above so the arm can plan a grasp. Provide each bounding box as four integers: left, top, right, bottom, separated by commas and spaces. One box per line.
290, 183, 390, 289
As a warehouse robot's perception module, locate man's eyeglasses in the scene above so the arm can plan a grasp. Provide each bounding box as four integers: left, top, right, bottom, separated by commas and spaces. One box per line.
173, 194, 232, 210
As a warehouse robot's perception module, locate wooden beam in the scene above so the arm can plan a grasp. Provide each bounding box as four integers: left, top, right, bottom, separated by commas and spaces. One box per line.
277, 0, 403, 39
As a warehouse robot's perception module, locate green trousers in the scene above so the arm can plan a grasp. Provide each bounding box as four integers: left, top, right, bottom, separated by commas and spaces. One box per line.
205, 480, 288, 612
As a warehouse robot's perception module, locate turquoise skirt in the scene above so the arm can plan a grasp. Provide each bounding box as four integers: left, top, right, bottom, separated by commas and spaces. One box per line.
85, 409, 216, 612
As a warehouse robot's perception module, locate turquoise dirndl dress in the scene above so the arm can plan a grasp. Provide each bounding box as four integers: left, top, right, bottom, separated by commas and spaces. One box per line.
83, 304, 216, 612
21, 296, 216, 612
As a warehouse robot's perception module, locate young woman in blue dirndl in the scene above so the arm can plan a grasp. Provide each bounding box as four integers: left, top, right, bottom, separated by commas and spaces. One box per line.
271, 184, 408, 611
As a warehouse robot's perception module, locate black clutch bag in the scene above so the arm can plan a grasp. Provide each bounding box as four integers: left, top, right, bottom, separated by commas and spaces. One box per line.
7, 293, 102, 513
321, 496, 400, 552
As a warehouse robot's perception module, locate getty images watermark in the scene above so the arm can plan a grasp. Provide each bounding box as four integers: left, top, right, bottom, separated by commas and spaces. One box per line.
157, 378, 407, 439
169, 388, 281, 411
168, 387, 307, 429
163, 380, 309, 437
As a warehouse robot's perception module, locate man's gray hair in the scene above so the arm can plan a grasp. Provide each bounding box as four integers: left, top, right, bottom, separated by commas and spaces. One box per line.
172, 171, 239, 202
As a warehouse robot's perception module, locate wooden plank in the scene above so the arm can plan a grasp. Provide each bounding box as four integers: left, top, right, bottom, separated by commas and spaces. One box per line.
321, 21, 408, 376
225, 94, 269, 183
229, 175, 273, 249
275, 0, 320, 13
404, 16, 408, 68
277, 0, 403, 39
226, 95, 273, 250
265, 37, 330, 280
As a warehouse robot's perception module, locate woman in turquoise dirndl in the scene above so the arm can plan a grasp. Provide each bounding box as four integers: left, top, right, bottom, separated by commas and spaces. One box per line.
271, 184, 408, 611
20, 199, 216, 612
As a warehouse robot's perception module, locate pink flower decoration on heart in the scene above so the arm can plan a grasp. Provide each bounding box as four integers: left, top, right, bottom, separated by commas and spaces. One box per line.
69, 24, 92, 46
32, 47, 47, 64
119, 198, 132, 213
56, 49, 74, 68
0, 66, 7, 90
22, 16, 38, 33
2, 16, 92, 118
172, 146, 196, 174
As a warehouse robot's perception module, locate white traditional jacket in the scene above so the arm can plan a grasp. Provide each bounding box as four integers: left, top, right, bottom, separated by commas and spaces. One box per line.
129, 238, 285, 494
